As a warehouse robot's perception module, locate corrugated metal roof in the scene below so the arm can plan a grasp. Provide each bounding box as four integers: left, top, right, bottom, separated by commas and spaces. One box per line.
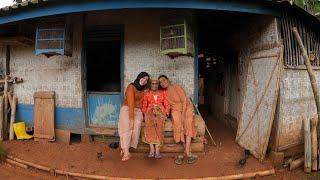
0, 0, 48, 12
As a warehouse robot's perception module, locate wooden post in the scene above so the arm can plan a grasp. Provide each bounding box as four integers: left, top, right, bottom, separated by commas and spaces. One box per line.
290, 157, 305, 171
304, 117, 312, 173
311, 117, 318, 171
0, 96, 3, 141
9, 96, 17, 140
3, 76, 8, 140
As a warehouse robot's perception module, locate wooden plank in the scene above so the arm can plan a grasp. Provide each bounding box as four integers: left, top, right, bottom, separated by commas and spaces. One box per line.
33, 91, 54, 99
33, 91, 55, 142
9, 96, 17, 140
33, 134, 54, 139
55, 129, 71, 145
162, 136, 203, 144
7, 92, 12, 109
0, 36, 34, 47
304, 117, 311, 173
290, 157, 304, 171
0, 96, 3, 141
236, 47, 282, 160
3, 76, 8, 140
163, 115, 205, 136
81, 134, 93, 143
133, 142, 204, 153
311, 117, 318, 171
85, 127, 118, 136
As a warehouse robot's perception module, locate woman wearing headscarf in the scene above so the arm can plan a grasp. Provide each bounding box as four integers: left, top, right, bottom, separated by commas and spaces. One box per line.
158, 75, 197, 164
118, 72, 150, 161
142, 77, 170, 159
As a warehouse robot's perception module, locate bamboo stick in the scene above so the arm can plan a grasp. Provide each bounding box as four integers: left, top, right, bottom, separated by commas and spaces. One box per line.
7, 92, 12, 109
7, 154, 275, 180
3, 76, 8, 140
0, 96, 3, 141
7, 155, 51, 172
304, 117, 312, 173
202, 169, 275, 180
9, 96, 17, 140
311, 117, 318, 171
5, 158, 28, 169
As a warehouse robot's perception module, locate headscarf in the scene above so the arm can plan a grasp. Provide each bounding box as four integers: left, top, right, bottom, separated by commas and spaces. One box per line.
131, 72, 150, 91
150, 77, 159, 83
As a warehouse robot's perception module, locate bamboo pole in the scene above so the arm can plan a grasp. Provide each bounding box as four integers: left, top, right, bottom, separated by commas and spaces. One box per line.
9, 96, 17, 140
0, 96, 3, 141
6, 154, 275, 180
304, 117, 312, 173
7, 155, 51, 172
311, 117, 318, 171
5, 158, 28, 169
3, 76, 8, 140
292, 27, 320, 125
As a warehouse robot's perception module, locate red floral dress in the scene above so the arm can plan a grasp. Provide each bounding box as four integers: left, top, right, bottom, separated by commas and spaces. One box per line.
142, 90, 170, 145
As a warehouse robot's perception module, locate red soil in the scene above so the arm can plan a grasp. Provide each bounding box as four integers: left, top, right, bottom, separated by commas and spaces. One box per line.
2, 113, 274, 179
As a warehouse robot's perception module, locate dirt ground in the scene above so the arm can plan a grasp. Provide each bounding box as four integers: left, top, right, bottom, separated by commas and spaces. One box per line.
0, 112, 311, 179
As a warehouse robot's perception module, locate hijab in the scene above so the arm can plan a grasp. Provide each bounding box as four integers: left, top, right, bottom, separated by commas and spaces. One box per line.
131, 72, 150, 91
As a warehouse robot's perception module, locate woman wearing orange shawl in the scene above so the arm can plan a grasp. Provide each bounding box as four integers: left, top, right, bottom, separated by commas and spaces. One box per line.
158, 75, 197, 164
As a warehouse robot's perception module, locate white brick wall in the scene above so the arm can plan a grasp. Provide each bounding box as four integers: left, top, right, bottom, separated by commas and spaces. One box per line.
276, 69, 319, 151
87, 10, 195, 99
9, 15, 83, 108
6, 10, 195, 109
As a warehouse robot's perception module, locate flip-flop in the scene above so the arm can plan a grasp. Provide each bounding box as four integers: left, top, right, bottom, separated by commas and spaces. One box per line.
174, 155, 184, 165
121, 154, 130, 161
155, 153, 162, 159
187, 155, 197, 164
148, 152, 155, 158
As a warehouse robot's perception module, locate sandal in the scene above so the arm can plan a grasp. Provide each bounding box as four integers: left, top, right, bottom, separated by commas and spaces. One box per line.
148, 152, 155, 158
187, 155, 197, 164
155, 153, 162, 159
121, 154, 130, 161
174, 155, 184, 165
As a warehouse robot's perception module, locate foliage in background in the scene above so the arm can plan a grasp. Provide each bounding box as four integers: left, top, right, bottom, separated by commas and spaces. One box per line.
294, 0, 320, 16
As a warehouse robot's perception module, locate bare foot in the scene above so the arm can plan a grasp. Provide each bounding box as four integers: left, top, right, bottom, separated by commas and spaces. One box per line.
121, 154, 130, 161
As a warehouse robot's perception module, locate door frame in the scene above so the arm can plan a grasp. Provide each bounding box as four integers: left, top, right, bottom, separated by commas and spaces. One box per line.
81, 24, 124, 130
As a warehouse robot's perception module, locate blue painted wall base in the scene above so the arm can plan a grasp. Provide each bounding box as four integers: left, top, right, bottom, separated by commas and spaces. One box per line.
16, 104, 85, 132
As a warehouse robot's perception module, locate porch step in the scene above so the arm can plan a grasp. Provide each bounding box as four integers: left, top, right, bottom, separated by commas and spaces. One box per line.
85, 127, 118, 136
132, 142, 204, 153
143, 115, 206, 136
140, 136, 203, 144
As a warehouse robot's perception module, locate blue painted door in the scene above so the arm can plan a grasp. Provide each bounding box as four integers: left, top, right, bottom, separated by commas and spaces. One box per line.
85, 26, 123, 128
87, 92, 121, 127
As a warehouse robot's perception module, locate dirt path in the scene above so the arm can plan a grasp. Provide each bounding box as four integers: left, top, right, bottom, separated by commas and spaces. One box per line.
2, 113, 275, 179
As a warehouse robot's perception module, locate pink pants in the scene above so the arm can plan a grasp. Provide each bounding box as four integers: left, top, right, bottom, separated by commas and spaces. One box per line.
118, 106, 143, 150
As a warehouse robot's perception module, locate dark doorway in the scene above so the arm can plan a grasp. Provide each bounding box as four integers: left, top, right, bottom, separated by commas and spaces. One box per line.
86, 40, 121, 92
85, 26, 123, 128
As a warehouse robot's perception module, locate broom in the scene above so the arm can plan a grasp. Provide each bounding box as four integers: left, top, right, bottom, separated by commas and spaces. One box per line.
0, 141, 7, 163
